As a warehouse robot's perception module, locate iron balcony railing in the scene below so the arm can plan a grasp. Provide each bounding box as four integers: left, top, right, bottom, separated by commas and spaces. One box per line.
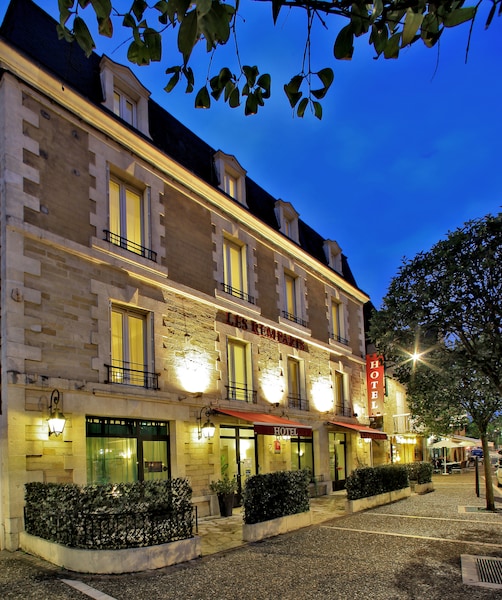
330, 332, 349, 346
106, 363, 159, 390
287, 394, 309, 411
226, 384, 257, 404
221, 282, 255, 304
334, 403, 352, 418
104, 230, 157, 262
282, 310, 307, 328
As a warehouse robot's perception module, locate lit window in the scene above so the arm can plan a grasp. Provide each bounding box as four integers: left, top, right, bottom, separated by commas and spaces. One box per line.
113, 89, 136, 126
227, 339, 255, 403
330, 299, 347, 344
107, 176, 155, 261
334, 372, 348, 416
223, 172, 238, 199
287, 357, 308, 410
86, 417, 169, 484
109, 306, 157, 388
284, 273, 297, 318
275, 200, 299, 243
223, 237, 253, 303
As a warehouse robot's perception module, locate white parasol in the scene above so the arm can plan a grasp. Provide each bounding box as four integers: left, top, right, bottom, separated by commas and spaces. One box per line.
428, 439, 471, 474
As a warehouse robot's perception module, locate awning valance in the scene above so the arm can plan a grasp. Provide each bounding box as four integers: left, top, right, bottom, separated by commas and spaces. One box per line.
328, 420, 388, 440
214, 408, 312, 437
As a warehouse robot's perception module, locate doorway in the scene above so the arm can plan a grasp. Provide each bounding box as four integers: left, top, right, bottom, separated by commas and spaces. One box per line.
329, 432, 347, 491
219, 425, 257, 502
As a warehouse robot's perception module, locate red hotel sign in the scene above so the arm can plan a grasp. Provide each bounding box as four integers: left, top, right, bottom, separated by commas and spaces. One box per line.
366, 353, 384, 416
254, 424, 312, 437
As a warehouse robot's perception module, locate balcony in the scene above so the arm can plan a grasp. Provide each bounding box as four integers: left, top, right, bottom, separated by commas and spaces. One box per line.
287, 394, 309, 411
330, 332, 349, 346
226, 384, 257, 404
106, 363, 159, 390
281, 311, 307, 328
220, 282, 255, 304
104, 230, 157, 262
334, 403, 352, 418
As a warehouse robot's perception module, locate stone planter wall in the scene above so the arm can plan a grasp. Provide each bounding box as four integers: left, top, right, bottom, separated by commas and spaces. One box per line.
346, 486, 411, 514
412, 481, 434, 495
19, 532, 201, 574
242, 510, 313, 543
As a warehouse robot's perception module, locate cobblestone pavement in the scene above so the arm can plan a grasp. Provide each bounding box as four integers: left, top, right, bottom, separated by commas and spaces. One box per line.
2, 470, 502, 599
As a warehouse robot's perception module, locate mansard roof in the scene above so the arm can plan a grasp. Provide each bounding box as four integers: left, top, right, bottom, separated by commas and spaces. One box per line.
1, 0, 366, 296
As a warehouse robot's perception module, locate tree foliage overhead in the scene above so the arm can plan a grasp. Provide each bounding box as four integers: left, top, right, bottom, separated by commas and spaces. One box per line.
369, 213, 502, 509
57, 0, 501, 118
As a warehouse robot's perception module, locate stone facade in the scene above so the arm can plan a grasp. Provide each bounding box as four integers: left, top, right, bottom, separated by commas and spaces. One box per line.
0, 0, 385, 551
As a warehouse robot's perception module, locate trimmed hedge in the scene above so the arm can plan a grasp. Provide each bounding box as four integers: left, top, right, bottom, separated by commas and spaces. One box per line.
405, 461, 433, 484
243, 470, 310, 524
24, 479, 193, 549
345, 465, 409, 501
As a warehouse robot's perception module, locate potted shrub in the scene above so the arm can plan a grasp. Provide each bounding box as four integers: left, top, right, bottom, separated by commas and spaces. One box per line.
209, 475, 238, 517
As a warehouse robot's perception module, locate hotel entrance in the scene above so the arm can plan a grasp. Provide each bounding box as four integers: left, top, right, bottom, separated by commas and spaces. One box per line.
219, 425, 257, 501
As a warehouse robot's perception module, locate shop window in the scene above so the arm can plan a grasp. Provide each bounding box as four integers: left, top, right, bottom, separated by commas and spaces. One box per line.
107, 305, 158, 389
227, 338, 256, 403
290, 436, 314, 474
86, 417, 170, 484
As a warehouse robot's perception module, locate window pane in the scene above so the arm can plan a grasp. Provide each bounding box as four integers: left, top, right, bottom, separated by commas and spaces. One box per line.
109, 179, 121, 237
125, 187, 142, 247
285, 274, 296, 315
113, 91, 121, 117
127, 313, 145, 370
228, 340, 246, 385
288, 358, 300, 396
86, 437, 137, 484
224, 173, 237, 198
111, 310, 124, 368
224, 238, 245, 292
332, 301, 340, 336
124, 99, 134, 125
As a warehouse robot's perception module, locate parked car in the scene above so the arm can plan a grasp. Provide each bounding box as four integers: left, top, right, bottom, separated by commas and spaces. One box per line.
496, 466, 502, 488
470, 447, 483, 458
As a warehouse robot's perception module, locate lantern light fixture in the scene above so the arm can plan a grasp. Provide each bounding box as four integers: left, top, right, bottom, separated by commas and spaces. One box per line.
197, 406, 215, 440
47, 389, 66, 437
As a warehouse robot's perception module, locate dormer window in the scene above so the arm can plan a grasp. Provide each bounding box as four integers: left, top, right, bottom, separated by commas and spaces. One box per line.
324, 240, 342, 273
113, 89, 136, 126
275, 200, 299, 243
100, 56, 151, 137
214, 151, 247, 206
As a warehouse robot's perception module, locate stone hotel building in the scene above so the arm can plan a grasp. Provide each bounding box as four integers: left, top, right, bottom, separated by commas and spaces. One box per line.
0, 0, 388, 551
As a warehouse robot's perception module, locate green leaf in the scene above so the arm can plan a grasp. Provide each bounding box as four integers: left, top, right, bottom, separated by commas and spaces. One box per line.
132, 0, 148, 21
271, 0, 282, 24
317, 67, 334, 89
383, 32, 401, 58
178, 9, 198, 63
58, 0, 74, 26
122, 13, 136, 28
195, 86, 211, 109
227, 84, 240, 108
284, 76, 303, 108
443, 7, 476, 27
73, 16, 95, 57
402, 8, 424, 47
313, 101, 322, 120
56, 23, 74, 43
242, 65, 258, 88
296, 97, 309, 118
195, 0, 212, 18
245, 93, 258, 116
370, 23, 388, 55
183, 66, 194, 93
198, 2, 232, 50
144, 28, 162, 61
334, 25, 354, 60
127, 39, 150, 65
164, 71, 180, 93
257, 73, 271, 98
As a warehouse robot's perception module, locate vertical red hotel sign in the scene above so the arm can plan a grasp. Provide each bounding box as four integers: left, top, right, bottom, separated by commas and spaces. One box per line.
366, 353, 384, 416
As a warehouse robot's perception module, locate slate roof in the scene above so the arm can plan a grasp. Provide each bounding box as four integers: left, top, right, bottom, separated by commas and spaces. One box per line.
0, 0, 365, 296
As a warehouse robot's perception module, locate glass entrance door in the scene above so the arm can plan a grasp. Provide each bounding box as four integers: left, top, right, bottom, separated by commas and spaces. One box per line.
329, 432, 346, 491
143, 440, 169, 481
220, 426, 257, 502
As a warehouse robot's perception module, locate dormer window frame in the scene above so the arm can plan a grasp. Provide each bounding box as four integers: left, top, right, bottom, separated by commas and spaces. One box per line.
275, 200, 299, 243
100, 55, 151, 137
324, 239, 342, 273
214, 151, 247, 207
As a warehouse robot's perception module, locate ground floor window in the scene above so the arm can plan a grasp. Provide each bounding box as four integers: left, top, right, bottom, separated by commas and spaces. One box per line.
290, 436, 314, 475
86, 417, 170, 484
219, 426, 257, 497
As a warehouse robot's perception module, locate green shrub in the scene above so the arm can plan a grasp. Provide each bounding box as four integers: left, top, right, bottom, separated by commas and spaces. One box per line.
405, 461, 433, 484
243, 470, 310, 524
345, 464, 409, 500
24, 478, 193, 549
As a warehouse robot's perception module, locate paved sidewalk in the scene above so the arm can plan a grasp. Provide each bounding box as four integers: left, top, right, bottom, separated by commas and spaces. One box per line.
1, 470, 501, 599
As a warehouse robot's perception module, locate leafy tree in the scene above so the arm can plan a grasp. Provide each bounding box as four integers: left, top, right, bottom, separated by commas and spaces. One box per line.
56, 0, 501, 118
370, 213, 502, 510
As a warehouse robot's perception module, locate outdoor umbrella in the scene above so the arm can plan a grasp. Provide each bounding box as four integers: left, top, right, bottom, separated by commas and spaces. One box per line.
428, 439, 470, 475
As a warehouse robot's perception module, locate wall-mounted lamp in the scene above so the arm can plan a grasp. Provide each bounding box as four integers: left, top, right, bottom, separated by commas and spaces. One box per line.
47, 389, 66, 437
197, 407, 215, 440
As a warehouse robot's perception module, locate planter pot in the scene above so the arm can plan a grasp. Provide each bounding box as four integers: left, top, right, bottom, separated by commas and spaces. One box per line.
346, 486, 411, 513
217, 493, 235, 517
414, 481, 434, 495
242, 510, 312, 543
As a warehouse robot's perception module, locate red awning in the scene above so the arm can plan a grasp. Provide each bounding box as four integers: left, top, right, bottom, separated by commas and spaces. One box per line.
214, 408, 312, 437
328, 420, 388, 440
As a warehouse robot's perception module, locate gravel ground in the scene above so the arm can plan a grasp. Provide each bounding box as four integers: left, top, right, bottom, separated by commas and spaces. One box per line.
2, 474, 501, 599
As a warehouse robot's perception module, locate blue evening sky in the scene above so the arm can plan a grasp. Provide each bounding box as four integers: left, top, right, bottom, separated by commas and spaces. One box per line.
2, 1, 501, 307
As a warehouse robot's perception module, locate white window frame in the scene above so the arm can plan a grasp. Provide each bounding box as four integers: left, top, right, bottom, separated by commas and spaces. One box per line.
223, 236, 252, 302
227, 337, 254, 402
275, 200, 299, 243
323, 239, 342, 273
214, 151, 247, 206
113, 88, 137, 126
